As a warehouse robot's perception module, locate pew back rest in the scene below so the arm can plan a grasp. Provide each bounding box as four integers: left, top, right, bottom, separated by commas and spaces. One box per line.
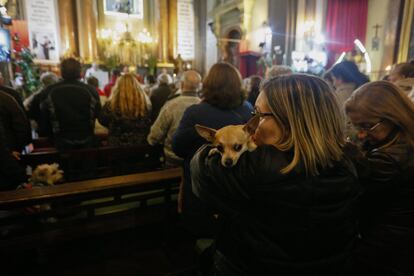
21, 144, 165, 181
0, 167, 182, 251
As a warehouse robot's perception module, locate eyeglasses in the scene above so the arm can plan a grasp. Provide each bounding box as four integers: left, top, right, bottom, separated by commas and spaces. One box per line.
251, 108, 274, 118
353, 120, 383, 132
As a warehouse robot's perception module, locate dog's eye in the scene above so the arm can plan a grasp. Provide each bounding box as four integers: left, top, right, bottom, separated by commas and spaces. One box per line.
234, 144, 242, 152
216, 145, 224, 152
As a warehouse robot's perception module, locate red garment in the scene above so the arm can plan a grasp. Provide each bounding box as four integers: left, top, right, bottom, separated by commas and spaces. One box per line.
97, 88, 105, 97
104, 75, 118, 97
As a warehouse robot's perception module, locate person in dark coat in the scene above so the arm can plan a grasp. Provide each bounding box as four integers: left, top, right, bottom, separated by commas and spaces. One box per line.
172, 62, 253, 236
0, 72, 24, 109
0, 91, 31, 152
345, 81, 414, 276
0, 116, 27, 191
36, 58, 101, 149
150, 73, 172, 122
191, 74, 361, 275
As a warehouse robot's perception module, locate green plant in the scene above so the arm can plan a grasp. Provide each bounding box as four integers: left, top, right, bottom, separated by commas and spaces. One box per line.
14, 48, 41, 98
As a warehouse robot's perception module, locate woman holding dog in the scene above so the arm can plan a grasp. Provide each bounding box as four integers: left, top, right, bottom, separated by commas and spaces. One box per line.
191, 74, 361, 275
345, 81, 414, 275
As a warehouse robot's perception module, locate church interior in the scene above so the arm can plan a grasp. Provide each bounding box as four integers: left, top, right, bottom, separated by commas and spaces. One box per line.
1, 0, 414, 275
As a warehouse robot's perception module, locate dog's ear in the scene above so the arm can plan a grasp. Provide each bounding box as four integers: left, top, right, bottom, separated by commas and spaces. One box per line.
195, 124, 217, 142
243, 115, 260, 135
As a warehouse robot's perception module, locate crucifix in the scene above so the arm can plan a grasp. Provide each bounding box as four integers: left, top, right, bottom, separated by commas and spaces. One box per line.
372, 24, 382, 51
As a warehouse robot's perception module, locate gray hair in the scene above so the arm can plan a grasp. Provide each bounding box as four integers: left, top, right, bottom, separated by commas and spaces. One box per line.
266, 65, 293, 79
40, 72, 59, 87
157, 73, 172, 85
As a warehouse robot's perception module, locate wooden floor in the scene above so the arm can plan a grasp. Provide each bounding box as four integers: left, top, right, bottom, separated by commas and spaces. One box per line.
2, 222, 198, 276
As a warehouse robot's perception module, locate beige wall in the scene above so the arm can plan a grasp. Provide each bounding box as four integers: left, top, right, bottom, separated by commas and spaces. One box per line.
365, 0, 390, 80
247, 0, 268, 52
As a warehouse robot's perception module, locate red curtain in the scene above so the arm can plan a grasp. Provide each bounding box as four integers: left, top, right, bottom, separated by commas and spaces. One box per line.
325, 0, 368, 66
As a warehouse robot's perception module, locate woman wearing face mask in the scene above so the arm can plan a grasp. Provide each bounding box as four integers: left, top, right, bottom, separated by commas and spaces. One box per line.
345, 81, 414, 275
191, 74, 361, 275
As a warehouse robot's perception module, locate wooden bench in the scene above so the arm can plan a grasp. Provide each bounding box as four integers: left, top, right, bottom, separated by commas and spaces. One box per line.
0, 167, 182, 252
21, 144, 165, 181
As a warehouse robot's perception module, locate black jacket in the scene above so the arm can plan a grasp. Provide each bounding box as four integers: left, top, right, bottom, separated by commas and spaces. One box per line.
38, 80, 101, 149
191, 145, 361, 275
354, 141, 414, 275
150, 83, 172, 122
0, 91, 31, 151
0, 120, 27, 190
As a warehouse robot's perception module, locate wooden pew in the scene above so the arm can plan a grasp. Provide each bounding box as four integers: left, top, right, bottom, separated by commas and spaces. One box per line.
20, 144, 165, 181
0, 167, 182, 252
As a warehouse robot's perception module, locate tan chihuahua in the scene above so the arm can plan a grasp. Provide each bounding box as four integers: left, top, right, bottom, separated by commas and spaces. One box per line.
195, 116, 260, 168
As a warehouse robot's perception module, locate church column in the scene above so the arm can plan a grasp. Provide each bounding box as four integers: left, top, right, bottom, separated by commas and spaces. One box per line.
168, 0, 177, 60
58, 0, 78, 57
76, 0, 98, 63
158, 0, 169, 63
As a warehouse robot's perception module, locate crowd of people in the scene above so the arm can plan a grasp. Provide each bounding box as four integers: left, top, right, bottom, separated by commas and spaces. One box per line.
1, 57, 414, 275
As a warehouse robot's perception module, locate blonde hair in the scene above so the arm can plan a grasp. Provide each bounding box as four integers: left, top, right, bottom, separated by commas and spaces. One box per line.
109, 73, 148, 118
345, 81, 414, 148
263, 74, 345, 176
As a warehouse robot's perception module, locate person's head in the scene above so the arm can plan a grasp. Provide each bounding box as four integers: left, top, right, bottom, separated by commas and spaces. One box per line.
202, 62, 245, 109
249, 75, 262, 92
86, 76, 99, 88
110, 73, 148, 118
265, 65, 293, 79
145, 75, 156, 85
345, 81, 414, 148
181, 70, 201, 92
388, 61, 414, 82
157, 73, 172, 85
112, 68, 121, 77
60, 58, 81, 80
328, 61, 369, 89
255, 74, 345, 176
40, 72, 58, 87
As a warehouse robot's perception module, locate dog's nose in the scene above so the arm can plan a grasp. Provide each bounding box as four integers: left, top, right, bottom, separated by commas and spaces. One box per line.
224, 159, 233, 167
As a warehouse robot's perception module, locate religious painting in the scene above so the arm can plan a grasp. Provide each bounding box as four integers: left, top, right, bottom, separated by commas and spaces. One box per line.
31, 31, 57, 60
104, 0, 143, 19
0, 28, 11, 62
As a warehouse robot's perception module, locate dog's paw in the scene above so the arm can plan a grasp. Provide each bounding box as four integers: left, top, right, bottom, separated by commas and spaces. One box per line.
208, 148, 221, 157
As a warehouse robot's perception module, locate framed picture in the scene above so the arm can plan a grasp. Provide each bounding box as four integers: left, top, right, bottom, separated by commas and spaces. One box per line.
0, 28, 11, 62
103, 0, 143, 19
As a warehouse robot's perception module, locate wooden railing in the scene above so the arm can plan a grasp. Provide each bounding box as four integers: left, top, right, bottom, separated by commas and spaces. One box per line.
0, 167, 182, 251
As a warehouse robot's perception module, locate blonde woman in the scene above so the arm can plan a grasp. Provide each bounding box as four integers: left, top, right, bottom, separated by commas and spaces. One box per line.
191, 74, 360, 275
345, 81, 414, 275
98, 73, 151, 146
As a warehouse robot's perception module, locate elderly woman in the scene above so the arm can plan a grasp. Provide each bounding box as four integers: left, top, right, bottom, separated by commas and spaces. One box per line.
191, 74, 361, 275
345, 81, 414, 275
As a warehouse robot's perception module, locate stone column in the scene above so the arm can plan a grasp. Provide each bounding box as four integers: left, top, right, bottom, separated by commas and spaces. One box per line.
168, 0, 177, 60
158, 0, 169, 63
58, 0, 78, 57
76, 0, 98, 63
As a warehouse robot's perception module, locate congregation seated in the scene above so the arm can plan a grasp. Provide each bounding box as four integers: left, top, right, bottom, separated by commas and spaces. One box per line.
98, 73, 151, 146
